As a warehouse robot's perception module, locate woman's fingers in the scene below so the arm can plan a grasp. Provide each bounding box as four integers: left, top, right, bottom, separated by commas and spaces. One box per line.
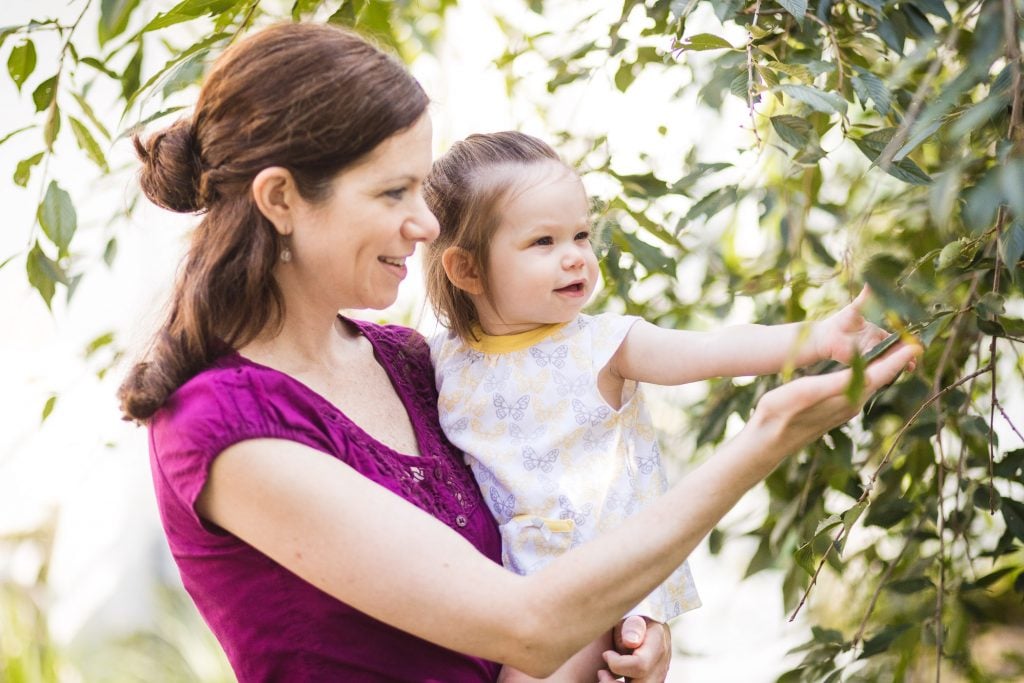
863, 340, 922, 393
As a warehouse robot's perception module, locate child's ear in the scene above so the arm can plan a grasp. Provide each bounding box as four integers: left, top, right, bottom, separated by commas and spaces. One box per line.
441, 247, 484, 295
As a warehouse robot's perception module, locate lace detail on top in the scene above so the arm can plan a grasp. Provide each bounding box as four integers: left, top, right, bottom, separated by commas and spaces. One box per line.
343, 319, 481, 531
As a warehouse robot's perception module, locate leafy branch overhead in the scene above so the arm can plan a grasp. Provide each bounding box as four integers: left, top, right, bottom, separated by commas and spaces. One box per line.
497, 0, 1024, 680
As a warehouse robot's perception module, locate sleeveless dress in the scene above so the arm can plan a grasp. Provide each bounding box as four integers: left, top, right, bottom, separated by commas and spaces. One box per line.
431, 313, 700, 622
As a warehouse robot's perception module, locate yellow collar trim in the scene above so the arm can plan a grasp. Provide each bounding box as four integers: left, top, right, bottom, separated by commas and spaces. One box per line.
468, 322, 568, 354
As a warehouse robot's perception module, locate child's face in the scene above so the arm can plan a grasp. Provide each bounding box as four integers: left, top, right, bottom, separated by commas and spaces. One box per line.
475, 162, 598, 336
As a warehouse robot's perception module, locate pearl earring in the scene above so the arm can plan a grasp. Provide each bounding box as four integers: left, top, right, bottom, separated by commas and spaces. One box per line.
280, 244, 292, 263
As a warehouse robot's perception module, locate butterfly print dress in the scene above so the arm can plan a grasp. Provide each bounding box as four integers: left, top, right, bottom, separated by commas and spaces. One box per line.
431, 313, 700, 622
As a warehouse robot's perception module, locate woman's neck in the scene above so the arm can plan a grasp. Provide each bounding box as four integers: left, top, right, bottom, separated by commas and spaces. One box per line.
240, 290, 359, 374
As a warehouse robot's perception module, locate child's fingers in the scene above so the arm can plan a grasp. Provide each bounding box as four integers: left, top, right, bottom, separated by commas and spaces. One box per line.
852, 284, 872, 310
614, 614, 646, 651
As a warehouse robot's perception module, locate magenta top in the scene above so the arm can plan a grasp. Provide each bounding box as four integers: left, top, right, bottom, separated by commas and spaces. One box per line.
149, 318, 503, 682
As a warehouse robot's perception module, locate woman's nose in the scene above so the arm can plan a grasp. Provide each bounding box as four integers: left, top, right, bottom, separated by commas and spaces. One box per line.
406, 199, 440, 242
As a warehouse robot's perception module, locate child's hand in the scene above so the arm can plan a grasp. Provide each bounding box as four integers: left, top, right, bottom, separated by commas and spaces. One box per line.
813, 286, 889, 365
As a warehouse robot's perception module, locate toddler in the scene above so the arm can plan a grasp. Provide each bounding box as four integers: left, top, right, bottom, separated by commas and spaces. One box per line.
424, 132, 887, 681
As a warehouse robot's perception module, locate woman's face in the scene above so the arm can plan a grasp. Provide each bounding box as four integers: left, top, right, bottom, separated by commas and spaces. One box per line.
287, 114, 439, 311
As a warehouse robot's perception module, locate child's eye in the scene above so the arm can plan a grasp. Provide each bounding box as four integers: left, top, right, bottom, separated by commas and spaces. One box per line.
533, 236, 553, 246
575, 231, 591, 241
384, 188, 407, 200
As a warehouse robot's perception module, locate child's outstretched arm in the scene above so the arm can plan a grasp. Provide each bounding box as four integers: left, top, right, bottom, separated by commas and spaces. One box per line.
610, 286, 889, 386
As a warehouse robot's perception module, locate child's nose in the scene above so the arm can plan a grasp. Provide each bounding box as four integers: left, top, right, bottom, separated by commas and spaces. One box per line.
562, 247, 585, 269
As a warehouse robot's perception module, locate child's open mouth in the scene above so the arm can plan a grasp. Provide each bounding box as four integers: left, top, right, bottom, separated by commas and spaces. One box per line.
555, 282, 585, 295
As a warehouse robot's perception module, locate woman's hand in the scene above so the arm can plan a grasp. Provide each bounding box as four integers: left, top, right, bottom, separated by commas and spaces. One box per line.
598, 615, 671, 682
812, 286, 890, 365
756, 339, 922, 452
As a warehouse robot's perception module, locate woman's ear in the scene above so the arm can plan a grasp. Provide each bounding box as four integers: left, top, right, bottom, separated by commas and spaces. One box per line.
441, 247, 484, 295
252, 167, 299, 236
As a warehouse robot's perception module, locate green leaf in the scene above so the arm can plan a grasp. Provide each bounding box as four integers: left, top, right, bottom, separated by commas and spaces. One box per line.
37, 181, 77, 255
41, 394, 57, 423
1003, 499, 1024, 543
7, 39, 36, 91
85, 331, 116, 357
1000, 220, 1024, 279
69, 117, 109, 172
777, 0, 807, 24
123, 33, 228, 117
43, 101, 61, 151
103, 237, 118, 267
142, 0, 240, 32
0, 25, 22, 52
99, 0, 141, 45
777, 84, 848, 115
679, 33, 734, 51
851, 72, 891, 115
949, 92, 1008, 139
70, 91, 111, 140
13, 151, 43, 187
26, 241, 64, 309
962, 173, 1001, 234
893, 119, 941, 162
0, 124, 34, 146
853, 129, 932, 185
862, 254, 928, 321
616, 229, 677, 274
929, 167, 962, 230
614, 62, 636, 92
860, 624, 912, 658
80, 56, 120, 79
31, 75, 57, 112
117, 105, 186, 140
121, 44, 143, 102
845, 351, 866, 403
771, 115, 811, 149
291, 0, 322, 20
999, 159, 1024, 222
864, 498, 914, 528
685, 186, 739, 222
885, 577, 934, 594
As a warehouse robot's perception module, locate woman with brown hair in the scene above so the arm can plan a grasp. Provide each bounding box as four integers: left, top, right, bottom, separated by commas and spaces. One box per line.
119, 21, 919, 682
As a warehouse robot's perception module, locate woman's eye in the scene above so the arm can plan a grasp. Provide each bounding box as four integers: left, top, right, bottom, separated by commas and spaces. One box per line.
534, 236, 553, 246
384, 188, 406, 200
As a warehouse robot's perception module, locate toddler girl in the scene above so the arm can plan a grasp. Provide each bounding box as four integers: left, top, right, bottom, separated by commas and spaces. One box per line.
424, 131, 887, 681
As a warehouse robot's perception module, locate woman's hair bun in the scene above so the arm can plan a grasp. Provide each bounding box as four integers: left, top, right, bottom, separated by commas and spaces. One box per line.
134, 118, 204, 213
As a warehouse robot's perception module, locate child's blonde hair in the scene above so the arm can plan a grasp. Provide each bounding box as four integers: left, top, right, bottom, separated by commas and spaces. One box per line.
424, 131, 571, 342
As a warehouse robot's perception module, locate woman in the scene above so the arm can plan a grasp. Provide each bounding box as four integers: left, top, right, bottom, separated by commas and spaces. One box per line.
118, 22, 919, 682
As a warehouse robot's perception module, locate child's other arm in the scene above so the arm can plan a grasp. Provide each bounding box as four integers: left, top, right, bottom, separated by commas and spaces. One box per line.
610, 287, 888, 386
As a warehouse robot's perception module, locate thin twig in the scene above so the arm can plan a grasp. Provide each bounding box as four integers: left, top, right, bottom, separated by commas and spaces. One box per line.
995, 397, 1024, 444
1003, 0, 1023, 147
745, 0, 764, 147
852, 515, 926, 644
26, 0, 92, 250
876, 7, 973, 171
935, 424, 947, 682
805, 13, 845, 94
788, 367, 993, 621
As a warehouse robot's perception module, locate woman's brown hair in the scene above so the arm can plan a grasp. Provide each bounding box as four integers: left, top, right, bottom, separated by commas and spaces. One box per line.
119, 22, 429, 422
423, 131, 565, 342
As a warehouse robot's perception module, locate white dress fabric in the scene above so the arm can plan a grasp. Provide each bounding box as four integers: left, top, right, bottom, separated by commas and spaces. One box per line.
431, 313, 700, 622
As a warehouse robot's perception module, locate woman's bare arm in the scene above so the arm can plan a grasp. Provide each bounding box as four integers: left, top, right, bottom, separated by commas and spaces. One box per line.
198, 342, 920, 677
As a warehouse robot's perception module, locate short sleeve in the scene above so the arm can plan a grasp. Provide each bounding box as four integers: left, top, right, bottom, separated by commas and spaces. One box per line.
588, 313, 642, 373
149, 364, 330, 529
